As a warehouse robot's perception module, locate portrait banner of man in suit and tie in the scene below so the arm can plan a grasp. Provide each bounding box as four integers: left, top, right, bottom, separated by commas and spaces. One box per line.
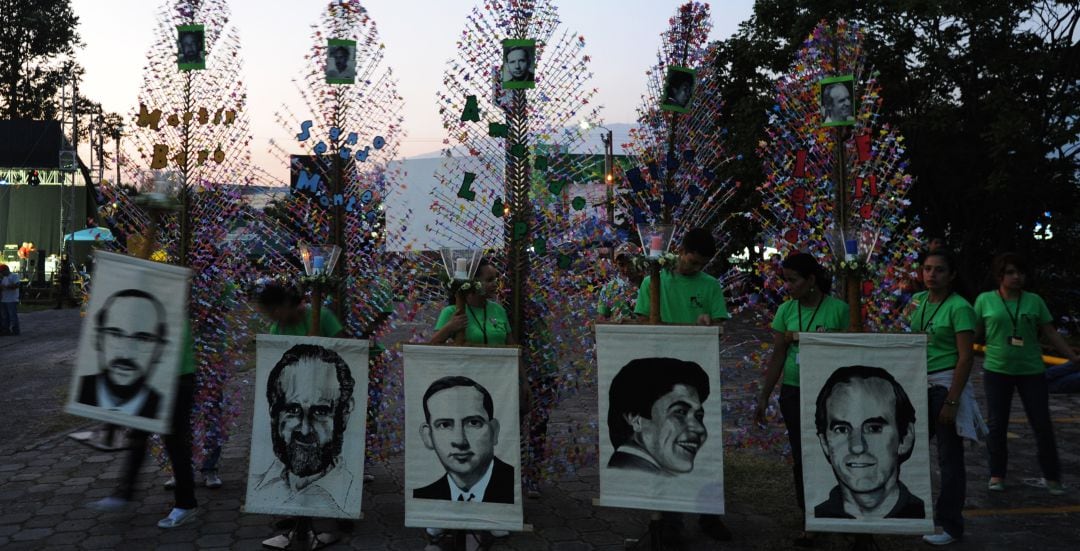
245, 335, 369, 519
65, 251, 192, 434
404, 344, 523, 532
799, 333, 934, 535
596, 324, 724, 514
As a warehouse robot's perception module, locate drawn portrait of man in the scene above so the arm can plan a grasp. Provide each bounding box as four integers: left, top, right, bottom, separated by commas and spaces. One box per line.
325, 42, 356, 82
177, 28, 205, 65
413, 376, 514, 503
813, 365, 925, 520
252, 344, 357, 515
660, 67, 696, 113
606, 357, 710, 477
501, 40, 536, 90
76, 289, 168, 419
820, 76, 855, 126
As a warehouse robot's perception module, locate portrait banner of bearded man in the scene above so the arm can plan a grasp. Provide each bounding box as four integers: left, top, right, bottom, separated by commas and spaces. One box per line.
245, 336, 370, 519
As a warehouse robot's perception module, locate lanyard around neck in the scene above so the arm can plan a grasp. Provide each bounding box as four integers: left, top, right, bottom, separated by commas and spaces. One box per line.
798, 296, 823, 333
467, 303, 488, 344
919, 293, 950, 332
997, 290, 1023, 336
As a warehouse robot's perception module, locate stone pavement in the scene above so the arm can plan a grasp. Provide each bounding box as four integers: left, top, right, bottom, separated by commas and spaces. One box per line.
1, 308, 1078, 550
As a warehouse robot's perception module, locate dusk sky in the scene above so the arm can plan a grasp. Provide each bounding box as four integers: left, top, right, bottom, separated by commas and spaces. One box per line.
70, 0, 755, 179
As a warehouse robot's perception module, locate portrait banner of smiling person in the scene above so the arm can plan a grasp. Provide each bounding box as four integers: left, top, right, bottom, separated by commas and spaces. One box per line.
245, 335, 369, 519
404, 344, 523, 531
819, 74, 856, 127
64, 251, 192, 434
799, 333, 934, 535
596, 324, 723, 514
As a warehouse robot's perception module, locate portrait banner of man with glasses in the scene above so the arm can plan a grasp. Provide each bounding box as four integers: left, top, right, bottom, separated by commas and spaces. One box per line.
65, 251, 192, 434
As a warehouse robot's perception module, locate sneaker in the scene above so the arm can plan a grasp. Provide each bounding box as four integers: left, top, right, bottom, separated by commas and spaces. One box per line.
490, 530, 510, 538
1047, 481, 1066, 496
922, 531, 958, 546
987, 478, 1005, 492
204, 471, 222, 489
525, 481, 541, 499
363, 473, 375, 482
163, 476, 176, 489
86, 496, 129, 512
157, 507, 198, 528
699, 514, 732, 541
425, 528, 447, 545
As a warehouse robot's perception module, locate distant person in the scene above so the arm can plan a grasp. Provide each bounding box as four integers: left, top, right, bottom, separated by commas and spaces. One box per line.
822, 81, 854, 124
255, 280, 342, 338
607, 357, 710, 476
597, 244, 643, 321
974, 253, 1078, 497
413, 376, 514, 503
0, 264, 20, 336
813, 365, 925, 520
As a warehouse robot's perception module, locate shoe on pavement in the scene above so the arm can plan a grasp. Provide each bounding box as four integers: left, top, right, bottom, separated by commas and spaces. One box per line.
163, 476, 176, 489
922, 531, 958, 546
204, 471, 222, 489
987, 477, 1005, 492
490, 530, 510, 538
1047, 481, 1067, 496
86, 496, 129, 512
157, 507, 198, 528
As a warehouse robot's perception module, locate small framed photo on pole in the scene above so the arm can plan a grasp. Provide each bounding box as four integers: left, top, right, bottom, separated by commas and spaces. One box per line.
326, 39, 357, 85
820, 75, 856, 127
176, 24, 206, 71
660, 66, 696, 113
501, 39, 536, 90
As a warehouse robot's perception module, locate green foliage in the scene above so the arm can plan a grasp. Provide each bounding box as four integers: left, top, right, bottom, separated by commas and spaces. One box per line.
0, 0, 81, 120
714, 0, 1080, 315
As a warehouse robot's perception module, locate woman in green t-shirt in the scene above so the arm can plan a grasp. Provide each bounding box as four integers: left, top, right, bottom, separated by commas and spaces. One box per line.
255, 280, 343, 338
909, 249, 977, 546
754, 253, 848, 547
975, 253, 1079, 496
430, 261, 516, 345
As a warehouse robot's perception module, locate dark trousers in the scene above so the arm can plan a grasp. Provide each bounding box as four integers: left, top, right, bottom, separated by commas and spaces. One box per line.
121, 374, 197, 509
983, 370, 1060, 481
779, 385, 806, 510
928, 385, 965, 538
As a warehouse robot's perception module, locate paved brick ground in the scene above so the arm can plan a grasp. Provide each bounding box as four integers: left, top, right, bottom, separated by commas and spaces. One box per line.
1, 308, 1078, 550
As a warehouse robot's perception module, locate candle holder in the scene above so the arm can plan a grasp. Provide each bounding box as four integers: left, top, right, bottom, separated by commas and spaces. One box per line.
438, 247, 483, 345
632, 224, 676, 325
298, 243, 342, 337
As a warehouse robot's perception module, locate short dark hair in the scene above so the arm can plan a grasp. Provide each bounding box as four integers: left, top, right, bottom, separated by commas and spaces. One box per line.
608, 358, 710, 448
681, 228, 716, 259
331, 45, 350, 58
990, 252, 1028, 282
266, 344, 356, 466
782, 252, 832, 294
256, 281, 303, 311
422, 376, 495, 423
504, 45, 532, 64
814, 365, 916, 462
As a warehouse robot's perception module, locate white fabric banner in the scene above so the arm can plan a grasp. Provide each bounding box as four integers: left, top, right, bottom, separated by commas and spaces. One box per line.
799, 332, 934, 534
245, 335, 369, 519
65, 251, 191, 434
404, 344, 523, 531
596, 324, 724, 514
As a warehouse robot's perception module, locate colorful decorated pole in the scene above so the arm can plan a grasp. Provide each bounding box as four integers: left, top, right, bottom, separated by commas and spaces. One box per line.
752, 19, 923, 332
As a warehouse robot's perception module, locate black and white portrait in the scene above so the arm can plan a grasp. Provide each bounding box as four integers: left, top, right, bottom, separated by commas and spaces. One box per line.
245, 336, 369, 519
820, 75, 855, 127
607, 358, 709, 476
800, 334, 933, 534
501, 39, 536, 90
660, 66, 696, 113
404, 345, 523, 531
65, 251, 191, 434
596, 324, 724, 514
325, 39, 357, 84
176, 25, 206, 70
413, 376, 514, 503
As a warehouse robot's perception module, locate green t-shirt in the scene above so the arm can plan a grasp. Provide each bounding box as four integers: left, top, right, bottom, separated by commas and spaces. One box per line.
633, 270, 729, 324
271, 306, 343, 338
435, 301, 511, 345
909, 291, 976, 373
597, 277, 637, 320
771, 295, 850, 386
974, 290, 1052, 375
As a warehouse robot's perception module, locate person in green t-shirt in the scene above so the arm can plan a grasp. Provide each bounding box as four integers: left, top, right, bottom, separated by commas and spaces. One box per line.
634, 228, 730, 326
753, 252, 848, 546
908, 249, 976, 545
974, 252, 1078, 496
430, 261, 515, 346
255, 280, 343, 338
597, 243, 643, 321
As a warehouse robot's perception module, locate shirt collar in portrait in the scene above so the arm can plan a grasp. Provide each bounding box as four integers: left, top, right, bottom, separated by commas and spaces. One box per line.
255, 457, 355, 513
447, 459, 495, 502
614, 444, 664, 471
96, 377, 151, 416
